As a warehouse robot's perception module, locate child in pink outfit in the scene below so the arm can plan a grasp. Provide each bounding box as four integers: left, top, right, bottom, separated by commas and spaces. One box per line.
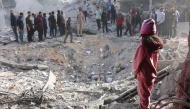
132, 19, 163, 109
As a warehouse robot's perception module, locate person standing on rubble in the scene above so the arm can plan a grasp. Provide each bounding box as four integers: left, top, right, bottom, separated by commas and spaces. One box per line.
77, 10, 84, 37
164, 7, 171, 39
106, 0, 112, 22
167, 7, 174, 39
10, 10, 19, 42
64, 17, 73, 43
132, 18, 163, 109
124, 9, 133, 36
48, 13, 52, 37
17, 13, 25, 44
57, 10, 64, 36
26, 11, 33, 43
35, 12, 44, 41
32, 13, 37, 41
156, 7, 165, 36
49, 11, 57, 37
116, 10, 124, 37
96, 6, 102, 30
61, 11, 66, 35
81, 1, 90, 21
42, 13, 48, 38
101, 8, 108, 34
132, 12, 137, 35
172, 6, 180, 38
111, 0, 117, 24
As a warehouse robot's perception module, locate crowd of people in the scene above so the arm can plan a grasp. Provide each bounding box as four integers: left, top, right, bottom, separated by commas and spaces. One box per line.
100, 0, 144, 37
147, 6, 180, 39
10, 0, 180, 45
10, 9, 74, 44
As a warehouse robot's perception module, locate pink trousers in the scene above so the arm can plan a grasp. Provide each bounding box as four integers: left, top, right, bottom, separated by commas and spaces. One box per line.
137, 80, 153, 109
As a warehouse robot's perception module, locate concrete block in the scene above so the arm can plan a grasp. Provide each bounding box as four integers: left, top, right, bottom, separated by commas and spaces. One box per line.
16, 64, 36, 70
37, 65, 49, 70
160, 74, 176, 96
157, 60, 174, 71
176, 62, 184, 71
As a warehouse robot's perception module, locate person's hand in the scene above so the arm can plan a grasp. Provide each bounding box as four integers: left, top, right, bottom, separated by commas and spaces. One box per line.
11, 26, 14, 29
28, 27, 30, 31
134, 75, 137, 79
18, 28, 20, 32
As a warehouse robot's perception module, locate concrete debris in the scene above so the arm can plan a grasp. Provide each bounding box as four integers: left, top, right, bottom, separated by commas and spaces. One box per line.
42, 71, 56, 92
0, 0, 188, 108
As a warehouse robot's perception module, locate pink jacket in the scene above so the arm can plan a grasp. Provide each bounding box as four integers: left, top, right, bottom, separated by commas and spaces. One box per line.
132, 42, 159, 83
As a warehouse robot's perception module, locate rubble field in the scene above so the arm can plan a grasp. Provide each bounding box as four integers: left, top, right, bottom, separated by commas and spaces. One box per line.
0, 0, 189, 108
0, 22, 188, 109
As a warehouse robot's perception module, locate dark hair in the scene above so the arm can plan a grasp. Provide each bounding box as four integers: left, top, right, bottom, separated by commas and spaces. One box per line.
52, 11, 54, 14
57, 10, 60, 14
160, 7, 164, 11
39, 12, 42, 14
141, 35, 163, 52
68, 17, 71, 20
20, 12, 23, 15
43, 13, 46, 16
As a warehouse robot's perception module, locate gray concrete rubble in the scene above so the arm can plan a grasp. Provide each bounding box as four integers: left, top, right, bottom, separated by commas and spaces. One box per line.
0, 23, 188, 108
0, 0, 189, 109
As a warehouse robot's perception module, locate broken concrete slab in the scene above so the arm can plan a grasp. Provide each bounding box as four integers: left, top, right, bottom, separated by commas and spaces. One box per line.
37, 65, 49, 70
157, 60, 175, 71
0, 72, 15, 76
42, 71, 56, 92
176, 62, 184, 71
0, 57, 49, 70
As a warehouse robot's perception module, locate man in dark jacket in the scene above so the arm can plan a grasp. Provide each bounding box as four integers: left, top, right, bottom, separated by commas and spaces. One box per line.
43, 13, 48, 38
132, 12, 137, 35
101, 9, 108, 33
48, 13, 52, 36
35, 12, 44, 41
17, 12, 24, 44
49, 11, 57, 37
26, 11, 33, 42
146, 9, 157, 22
166, 7, 174, 39
10, 10, 18, 42
124, 9, 133, 36
111, 1, 116, 24
64, 17, 73, 43
116, 10, 124, 37
57, 10, 64, 36
32, 13, 37, 41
